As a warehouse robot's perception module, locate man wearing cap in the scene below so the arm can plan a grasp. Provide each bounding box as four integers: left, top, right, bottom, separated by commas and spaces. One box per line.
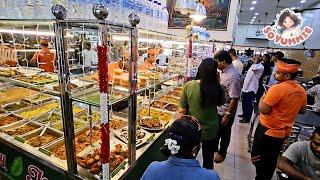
267, 51, 284, 86
251, 58, 307, 180
307, 75, 320, 112
81, 42, 98, 71
31, 39, 55, 72
139, 48, 157, 71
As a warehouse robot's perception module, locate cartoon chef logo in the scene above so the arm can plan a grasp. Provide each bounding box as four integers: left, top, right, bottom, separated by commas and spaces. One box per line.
262, 8, 313, 46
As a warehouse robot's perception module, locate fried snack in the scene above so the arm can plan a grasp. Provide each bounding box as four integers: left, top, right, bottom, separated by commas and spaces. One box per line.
138, 108, 173, 122
77, 144, 128, 174
139, 117, 162, 129
150, 101, 167, 109
110, 118, 126, 129
3, 101, 30, 112
52, 127, 101, 160
0, 87, 37, 105
5, 124, 37, 136
19, 102, 59, 119
159, 95, 179, 104
27, 134, 58, 147
165, 104, 179, 112
120, 128, 145, 140
0, 114, 21, 126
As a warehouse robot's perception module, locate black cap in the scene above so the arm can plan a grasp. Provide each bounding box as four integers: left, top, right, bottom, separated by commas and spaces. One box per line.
312, 75, 320, 81
270, 51, 284, 59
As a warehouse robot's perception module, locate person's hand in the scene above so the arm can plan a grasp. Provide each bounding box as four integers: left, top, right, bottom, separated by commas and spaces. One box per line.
221, 114, 230, 126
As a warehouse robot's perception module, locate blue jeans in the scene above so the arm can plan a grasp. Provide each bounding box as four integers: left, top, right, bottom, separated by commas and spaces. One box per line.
242, 91, 256, 121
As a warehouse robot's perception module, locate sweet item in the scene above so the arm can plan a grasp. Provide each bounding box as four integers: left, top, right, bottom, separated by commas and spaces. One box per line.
5, 124, 38, 136
0, 114, 22, 126
27, 134, 59, 147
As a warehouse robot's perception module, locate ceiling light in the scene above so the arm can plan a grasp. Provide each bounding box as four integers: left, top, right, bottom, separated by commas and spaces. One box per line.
250, 22, 253, 24
253, 16, 257, 19
254, 12, 259, 15
252, 1, 257, 5
251, 19, 255, 22
250, 7, 255, 11
300, 0, 306, 3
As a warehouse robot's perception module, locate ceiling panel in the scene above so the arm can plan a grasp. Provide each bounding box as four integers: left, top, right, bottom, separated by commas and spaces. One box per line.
238, 0, 320, 25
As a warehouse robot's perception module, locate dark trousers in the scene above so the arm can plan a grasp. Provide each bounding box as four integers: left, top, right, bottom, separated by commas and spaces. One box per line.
242, 91, 256, 120
215, 115, 235, 156
202, 138, 218, 169
251, 124, 285, 180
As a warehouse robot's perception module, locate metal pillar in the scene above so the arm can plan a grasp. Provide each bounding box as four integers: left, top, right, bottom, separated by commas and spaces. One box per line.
128, 13, 140, 165
52, 4, 77, 176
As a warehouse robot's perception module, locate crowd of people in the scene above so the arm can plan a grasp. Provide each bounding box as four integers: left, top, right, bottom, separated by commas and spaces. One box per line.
141, 49, 320, 180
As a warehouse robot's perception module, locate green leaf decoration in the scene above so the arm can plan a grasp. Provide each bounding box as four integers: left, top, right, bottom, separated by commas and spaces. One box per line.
9, 157, 23, 177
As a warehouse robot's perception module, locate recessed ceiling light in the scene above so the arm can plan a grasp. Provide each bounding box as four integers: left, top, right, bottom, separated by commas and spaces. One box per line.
250, 7, 255, 10
253, 16, 257, 19
250, 22, 254, 24
251, 19, 255, 22
252, 1, 257, 5
300, 0, 306, 3
255, 12, 259, 15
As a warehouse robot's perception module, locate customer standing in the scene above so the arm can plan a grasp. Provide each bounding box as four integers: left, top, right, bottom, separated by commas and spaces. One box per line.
251, 58, 307, 180
179, 58, 224, 169
239, 54, 264, 123
214, 51, 241, 163
256, 54, 272, 102
267, 51, 284, 86
141, 117, 220, 180
228, 48, 243, 75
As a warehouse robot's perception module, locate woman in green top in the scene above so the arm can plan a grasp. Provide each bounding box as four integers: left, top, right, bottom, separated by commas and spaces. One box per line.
179, 58, 224, 169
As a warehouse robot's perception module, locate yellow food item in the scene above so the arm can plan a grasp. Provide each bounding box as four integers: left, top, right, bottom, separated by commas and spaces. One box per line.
138, 108, 173, 122
0, 87, 37, 105
19, 102, 59, 119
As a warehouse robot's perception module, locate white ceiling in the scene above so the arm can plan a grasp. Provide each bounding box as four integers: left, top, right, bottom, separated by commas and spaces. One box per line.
238, 0, 320, 24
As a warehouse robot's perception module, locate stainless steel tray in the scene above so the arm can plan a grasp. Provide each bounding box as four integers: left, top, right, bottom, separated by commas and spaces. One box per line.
0, 120, 42, 137
19, 127, 63, 148
0, 113, 24, 128
1, 101, 32, 113
15, 100, 59, 120
22, 93, 54, 105
113, 127, 150, 148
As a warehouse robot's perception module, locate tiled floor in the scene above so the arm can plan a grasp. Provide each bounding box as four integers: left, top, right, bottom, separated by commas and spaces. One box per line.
196, 102, 277, 180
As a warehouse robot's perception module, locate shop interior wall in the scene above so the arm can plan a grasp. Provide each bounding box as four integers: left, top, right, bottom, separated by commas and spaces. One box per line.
168, 0, 239, 42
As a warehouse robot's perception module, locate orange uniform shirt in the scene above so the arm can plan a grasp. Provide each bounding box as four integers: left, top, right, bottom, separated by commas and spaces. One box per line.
260, 80, 307, 138
92, 62, 121, 81
31, 48, 55, 72
139, 61, 155, 71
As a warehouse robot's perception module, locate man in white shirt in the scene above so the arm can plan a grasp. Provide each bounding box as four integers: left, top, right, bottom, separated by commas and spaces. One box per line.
81, 42, 97, 68
307, 75, 320, 112
228, 48, 243, 75
239, 54, 264, 123
267, 51, 284, 86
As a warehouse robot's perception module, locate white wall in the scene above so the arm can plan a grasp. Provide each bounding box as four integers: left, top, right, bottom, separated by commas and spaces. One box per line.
168, 0, 239, 42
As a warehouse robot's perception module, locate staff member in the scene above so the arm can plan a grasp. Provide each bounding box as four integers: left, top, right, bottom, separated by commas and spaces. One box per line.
251, 58, 307, 180
139, 48, 157, 71
31, 39, 55, 72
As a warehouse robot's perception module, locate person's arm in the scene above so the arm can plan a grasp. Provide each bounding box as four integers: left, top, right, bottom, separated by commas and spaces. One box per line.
221, 98, 238, 125
30, 52, 38, 63
278, 156, 312, 180
259, 85, 280, 115
179, 83, 188, 117
307, 86, 316, 95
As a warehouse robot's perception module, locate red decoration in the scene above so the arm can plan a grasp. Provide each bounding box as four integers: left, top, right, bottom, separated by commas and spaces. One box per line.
97, 45, 108, 93
101, 124, 110, 164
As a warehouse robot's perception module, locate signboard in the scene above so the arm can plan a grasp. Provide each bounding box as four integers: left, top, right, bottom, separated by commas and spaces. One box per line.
0, 140, 67, 180
262, 8, 313, 46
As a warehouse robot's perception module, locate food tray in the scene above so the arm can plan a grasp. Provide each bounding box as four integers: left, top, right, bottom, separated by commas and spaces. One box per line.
2, 101, 31, 112
75, 111, 101, 124
22, 93, 54, 105
16, 100, 59, 120
138, 116, 166, 132
51, 119, 87, 133
113, 127, 150, 148
150, 100, 168, 109
42, 126, 101, 160
158, 95, 180, 104
13, 75, 57, 85
138, 108, 175, 123
0, 87, 38, 105
44, 79, 94, 92
78, 141, 128, 179
110, 116, 128, 130
18, 127, 62, 148
0, 114, 24, 127
164, 103, 179, 113
0, 120, 42, 137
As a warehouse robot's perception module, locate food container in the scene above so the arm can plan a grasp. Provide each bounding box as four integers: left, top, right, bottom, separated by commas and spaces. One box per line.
138, 116, 165, 132
1, 120, 42, 137
2, 101, 31, 112
16, 101, 59, 120
138, 108, 175, 123
113, 127, 150, 148
0, 114, 23, 127
110, 116, 127, 130
164, 103, 179, 113
51, 119, 87, 133
22, 94, 53, 105
19, 127, 62, 148
150, 100, 168, 109
42, 126, 101, 160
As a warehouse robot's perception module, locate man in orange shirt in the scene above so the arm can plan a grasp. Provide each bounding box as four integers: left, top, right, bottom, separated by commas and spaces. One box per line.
31, 39, 55, 72
251, 58, 307, 180
139, 48, 157, 71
